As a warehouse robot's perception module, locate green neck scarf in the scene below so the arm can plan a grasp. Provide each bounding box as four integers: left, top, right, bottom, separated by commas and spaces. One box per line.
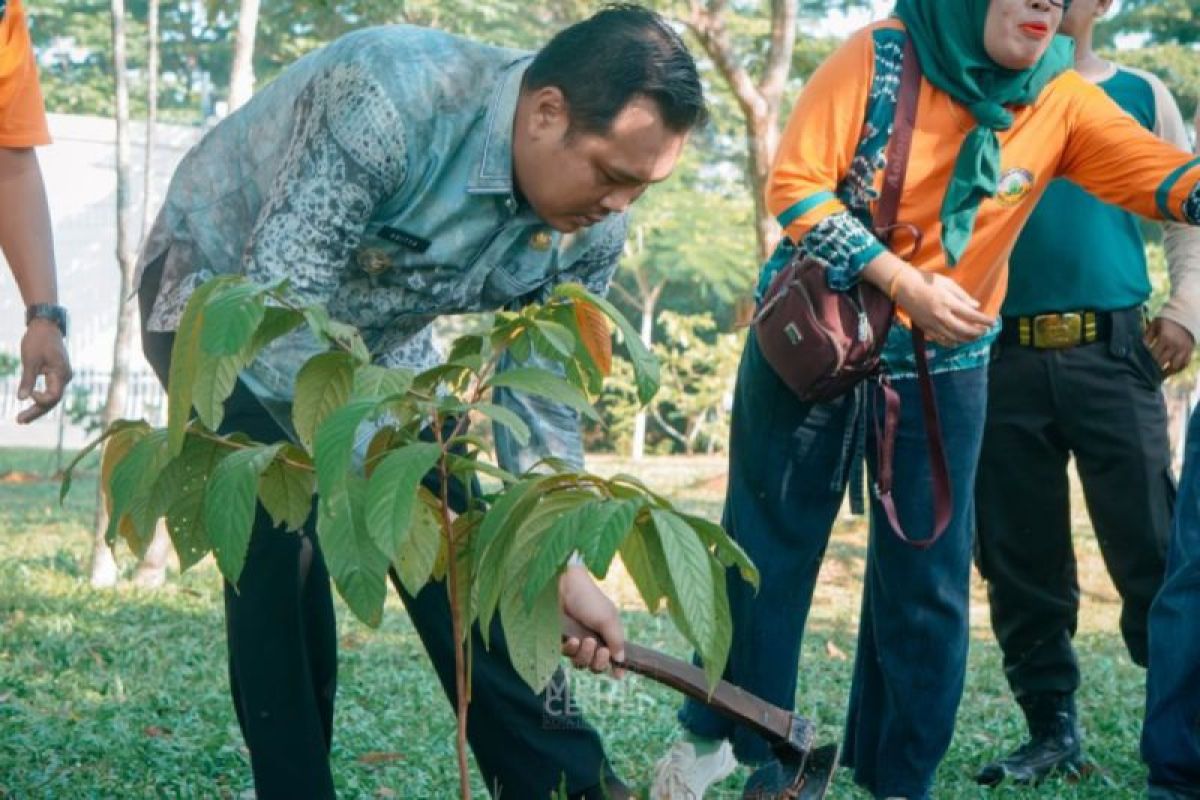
894, 0, 1073, 265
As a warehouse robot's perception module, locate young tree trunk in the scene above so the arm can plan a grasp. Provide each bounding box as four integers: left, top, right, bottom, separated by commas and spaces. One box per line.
131, 0, 173, 589
685, 0, 796, 264
90, 0, 137, 588
140, 0, 159, 242
228, 0, 261, 112
631, 287, 658, 461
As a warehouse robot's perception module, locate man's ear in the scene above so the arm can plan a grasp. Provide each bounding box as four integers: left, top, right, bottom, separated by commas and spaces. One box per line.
526, 86, 570, 136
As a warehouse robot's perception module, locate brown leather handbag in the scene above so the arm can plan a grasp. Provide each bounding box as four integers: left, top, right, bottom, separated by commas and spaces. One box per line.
753, 38, 953, 550
752, 37, 921, 404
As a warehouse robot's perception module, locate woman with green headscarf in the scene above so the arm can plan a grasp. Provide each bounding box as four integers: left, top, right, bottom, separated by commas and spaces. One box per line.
650, 1, 1200, 798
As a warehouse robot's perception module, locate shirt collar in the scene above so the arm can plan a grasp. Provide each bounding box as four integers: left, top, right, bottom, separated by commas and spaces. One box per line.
467, 55, 534, 197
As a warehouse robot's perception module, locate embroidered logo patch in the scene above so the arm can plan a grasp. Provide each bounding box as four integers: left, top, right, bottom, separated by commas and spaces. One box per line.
995, 168, 1035, 207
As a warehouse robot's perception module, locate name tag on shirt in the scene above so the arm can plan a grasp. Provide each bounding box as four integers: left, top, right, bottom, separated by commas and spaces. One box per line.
378, 226, 432, 253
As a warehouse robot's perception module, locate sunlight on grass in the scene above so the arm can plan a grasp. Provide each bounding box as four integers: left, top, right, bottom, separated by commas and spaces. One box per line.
0, 449, 1148, 797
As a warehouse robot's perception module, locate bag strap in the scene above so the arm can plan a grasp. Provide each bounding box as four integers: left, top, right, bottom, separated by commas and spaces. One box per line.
875, 37, 921, 235
871, 37, 954, 550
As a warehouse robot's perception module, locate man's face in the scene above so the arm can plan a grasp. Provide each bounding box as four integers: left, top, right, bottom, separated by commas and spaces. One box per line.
513, 90, 688, 233
1058, 0, 1111, 39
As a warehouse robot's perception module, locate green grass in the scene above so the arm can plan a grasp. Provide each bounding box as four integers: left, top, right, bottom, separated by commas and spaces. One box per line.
0, 449, 1149, 798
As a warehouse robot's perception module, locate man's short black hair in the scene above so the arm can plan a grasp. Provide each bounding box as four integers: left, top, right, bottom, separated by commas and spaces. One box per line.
523, 4, 709, 136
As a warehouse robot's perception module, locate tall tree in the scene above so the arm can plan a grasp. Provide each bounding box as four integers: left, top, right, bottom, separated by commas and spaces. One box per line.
130, 0, 176, 589
1097, 1, 1200, 122
682, 0, 796, 264
1098, 0, 1200, 46
228, 0, 260, 111
609, 153, 754, 458
89, 0, 138, 587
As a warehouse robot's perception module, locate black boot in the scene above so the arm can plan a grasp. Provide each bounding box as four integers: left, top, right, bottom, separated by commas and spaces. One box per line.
976, 693, 1086, 787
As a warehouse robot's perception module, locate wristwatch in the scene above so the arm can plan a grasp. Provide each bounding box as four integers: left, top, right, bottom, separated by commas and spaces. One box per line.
26, 303, 69, 337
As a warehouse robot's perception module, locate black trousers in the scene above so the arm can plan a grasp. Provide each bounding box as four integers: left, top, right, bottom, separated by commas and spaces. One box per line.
138, 258, 619, 799
975, 308, 1172, 701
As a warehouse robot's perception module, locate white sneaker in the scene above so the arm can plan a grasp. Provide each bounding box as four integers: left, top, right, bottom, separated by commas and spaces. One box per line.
650, 736, 737, 799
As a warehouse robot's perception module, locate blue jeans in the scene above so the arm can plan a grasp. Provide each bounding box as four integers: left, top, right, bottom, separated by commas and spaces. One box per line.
679, 332, 986, 799
1143, 404, 1200, 797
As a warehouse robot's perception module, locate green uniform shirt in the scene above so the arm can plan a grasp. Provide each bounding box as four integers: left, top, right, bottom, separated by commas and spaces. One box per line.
1004, 67, 1159, 316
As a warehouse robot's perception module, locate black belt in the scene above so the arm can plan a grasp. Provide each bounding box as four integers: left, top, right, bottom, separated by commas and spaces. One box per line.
998, 309, 1136, 349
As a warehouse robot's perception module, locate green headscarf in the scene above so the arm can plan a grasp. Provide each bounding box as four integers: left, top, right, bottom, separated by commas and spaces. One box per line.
894, 0, 1074, 265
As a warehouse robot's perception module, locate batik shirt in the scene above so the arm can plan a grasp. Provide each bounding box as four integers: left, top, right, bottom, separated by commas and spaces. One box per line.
135, 25, 629, 471
761, 21, 1200, 378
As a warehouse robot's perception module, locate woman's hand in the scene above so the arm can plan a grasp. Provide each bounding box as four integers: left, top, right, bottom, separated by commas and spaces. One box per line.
861, 251, 993, 346
892, 268, 995, 346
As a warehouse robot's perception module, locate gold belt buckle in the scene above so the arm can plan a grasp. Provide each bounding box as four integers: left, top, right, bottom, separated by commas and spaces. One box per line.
1032, 313, 1083, 349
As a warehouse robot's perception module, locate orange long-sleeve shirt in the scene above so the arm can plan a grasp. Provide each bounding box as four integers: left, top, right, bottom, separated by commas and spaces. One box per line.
766, 20, 1200, 323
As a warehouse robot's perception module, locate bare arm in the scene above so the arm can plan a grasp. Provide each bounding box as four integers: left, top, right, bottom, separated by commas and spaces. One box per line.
0, 147, 71, 423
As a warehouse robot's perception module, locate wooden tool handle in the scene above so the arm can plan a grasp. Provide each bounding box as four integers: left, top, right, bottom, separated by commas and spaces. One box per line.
562, 618, 809, 748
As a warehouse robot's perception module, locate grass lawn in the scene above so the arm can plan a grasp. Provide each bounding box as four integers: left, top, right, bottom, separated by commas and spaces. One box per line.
0, 448, 1150, 798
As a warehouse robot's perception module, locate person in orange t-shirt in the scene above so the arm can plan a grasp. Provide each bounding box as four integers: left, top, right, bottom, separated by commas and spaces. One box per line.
0, 0, 71, 423
651, 1, 1200, 799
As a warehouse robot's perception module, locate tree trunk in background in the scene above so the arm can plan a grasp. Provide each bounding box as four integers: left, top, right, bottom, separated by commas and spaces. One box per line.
89, 0, 137, 588
631, 283, 661, 461
131, 0, 172, 589
228, 0, 261, 111
685, 0, 797, 264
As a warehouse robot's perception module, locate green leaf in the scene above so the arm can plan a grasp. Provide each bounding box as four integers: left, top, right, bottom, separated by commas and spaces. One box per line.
446, 334, 485, 364
304, 307, 371, 363
191, 349, 245, 431
554, 283, 660, 405
579, 498, 642, 578
619, 526, 666, 613
489, 367, 599, 422
312, 400, 381, 614
501, 569, 562, 692
445, 433, 490, 455
473, 477, 558, 643
444, 453, 517, 486
705, 558, 734, 693
412, 363, 473, 394
472, 402, 532, 447
294, 352, 357, 452
313, 398, 380, 494
106, 430, 170, 547
257, 446, 316, 532
651, 509, 718, 676
200, 281, 266, 357
352, 365, 414, 400
66, 420, 149, 505
167, 277, 235, 456
250, 306, 305, 352
394, 495, 442, 597
320, 475, 390, 627
365, 442, 441, 563
161, 434, 228, 571
532, 319, 576, 359
678, 512, 759, 589
206, 444, 284, 586
521, 500, 601, 609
